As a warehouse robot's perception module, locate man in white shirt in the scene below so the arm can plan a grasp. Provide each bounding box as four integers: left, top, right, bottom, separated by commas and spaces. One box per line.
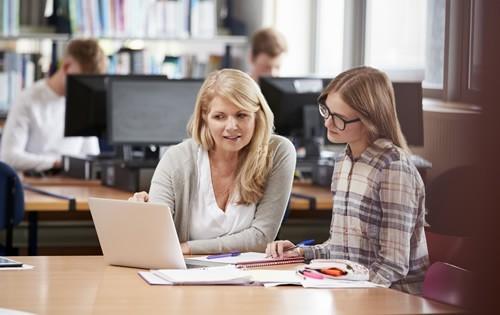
0, 39, 107, 172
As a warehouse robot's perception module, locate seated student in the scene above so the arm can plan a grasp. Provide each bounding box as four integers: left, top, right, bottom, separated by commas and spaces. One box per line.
130, 69, 296, 255
0, 39, 107, 173
249, 27, 287, 81
266, 66, 429, 295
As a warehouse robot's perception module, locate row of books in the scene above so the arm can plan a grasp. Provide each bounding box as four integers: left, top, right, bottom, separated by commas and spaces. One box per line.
0, 48, 223, 114
66, 0, 216, 38
108, 48, 223, 79
1, 0, 217, 38
0, 52, 42, 115
0, 0, 20, 36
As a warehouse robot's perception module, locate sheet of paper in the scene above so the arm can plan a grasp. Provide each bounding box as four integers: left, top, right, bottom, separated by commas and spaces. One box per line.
301, 279, 382, 288
152, 265, 251, 285
246, 269, 302, 285
0, 307, 36, 315
0, 264, 34, 271
138, 271, 172, 285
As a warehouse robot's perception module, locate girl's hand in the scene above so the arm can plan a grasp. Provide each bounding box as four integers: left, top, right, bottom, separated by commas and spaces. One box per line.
128, 191, 149, 202
265, 240, 303, 258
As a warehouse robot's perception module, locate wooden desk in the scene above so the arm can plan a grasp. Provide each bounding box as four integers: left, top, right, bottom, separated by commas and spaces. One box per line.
23, 181, 131, 255
23, 178, 332, 211
22, 175, 102, 186
291, 181, 332, 210
0, 256, 461, 315
22, 177, 331, 255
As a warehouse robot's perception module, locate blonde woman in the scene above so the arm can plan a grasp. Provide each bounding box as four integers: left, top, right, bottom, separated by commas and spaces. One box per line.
266, 66, 429, 295
131, 69, 296, 255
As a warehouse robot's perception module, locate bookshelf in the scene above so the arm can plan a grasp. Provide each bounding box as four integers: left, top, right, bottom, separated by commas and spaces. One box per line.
0, 0, 249, 116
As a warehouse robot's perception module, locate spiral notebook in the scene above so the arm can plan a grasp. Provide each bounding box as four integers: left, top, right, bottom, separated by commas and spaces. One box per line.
186, 252, 305, 269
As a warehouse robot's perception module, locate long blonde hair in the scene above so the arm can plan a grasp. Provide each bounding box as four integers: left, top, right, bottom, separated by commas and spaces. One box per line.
188, 69, 275, 204
318, 66, 409, 151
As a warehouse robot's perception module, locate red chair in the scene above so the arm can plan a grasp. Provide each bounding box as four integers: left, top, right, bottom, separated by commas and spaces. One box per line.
422, 262, 472, 308
425, 230, 473, 270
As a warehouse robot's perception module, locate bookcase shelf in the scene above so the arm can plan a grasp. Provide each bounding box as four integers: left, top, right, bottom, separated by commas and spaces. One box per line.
0, 34, 247, 46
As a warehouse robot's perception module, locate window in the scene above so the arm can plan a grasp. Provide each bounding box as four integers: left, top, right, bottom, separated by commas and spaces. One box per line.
273, 0, 312, 76
315, 0, 344, 77
268, 0, 474, 104
270, 0, 344, 77
365, 0, 445, 89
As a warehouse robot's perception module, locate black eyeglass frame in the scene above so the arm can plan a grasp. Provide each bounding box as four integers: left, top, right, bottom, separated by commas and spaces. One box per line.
317, 101, 361, 131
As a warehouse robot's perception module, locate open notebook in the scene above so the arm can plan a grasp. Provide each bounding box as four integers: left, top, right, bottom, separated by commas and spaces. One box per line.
185, 252, 304, 268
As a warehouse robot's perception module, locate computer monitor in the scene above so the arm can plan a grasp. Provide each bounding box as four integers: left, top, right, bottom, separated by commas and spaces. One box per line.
107, 78, 204, 145
64, 74, 167, 138
65, 75, 108, 138
260, 77, 424, 146
259, 77, 330, 141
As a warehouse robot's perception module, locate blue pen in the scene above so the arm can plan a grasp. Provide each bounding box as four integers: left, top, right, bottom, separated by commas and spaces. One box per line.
206, 251, 241, 259
296, 239, 315, 247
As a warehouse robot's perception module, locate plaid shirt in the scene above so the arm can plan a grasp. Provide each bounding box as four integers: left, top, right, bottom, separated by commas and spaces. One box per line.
302, 138, 429, 295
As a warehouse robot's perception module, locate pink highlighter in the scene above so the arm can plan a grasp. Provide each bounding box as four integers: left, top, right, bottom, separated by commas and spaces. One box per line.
300, 270, 324, 280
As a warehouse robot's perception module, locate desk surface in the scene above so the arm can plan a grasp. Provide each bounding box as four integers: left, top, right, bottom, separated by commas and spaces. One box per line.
0, 256, 460, 315
23, 177, 333, 212
292, 181, 332, 210
24, 184, 132, 211
22, 175, 102, 186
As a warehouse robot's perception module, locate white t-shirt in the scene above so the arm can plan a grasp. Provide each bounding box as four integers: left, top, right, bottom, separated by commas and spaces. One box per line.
189, 148, 256, 240
0, 79, 99, 171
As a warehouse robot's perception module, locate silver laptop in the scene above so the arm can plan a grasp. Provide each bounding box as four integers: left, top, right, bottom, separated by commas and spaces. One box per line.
88, 197, 187, 269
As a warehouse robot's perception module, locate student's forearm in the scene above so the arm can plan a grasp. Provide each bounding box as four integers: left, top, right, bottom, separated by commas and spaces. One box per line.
187, 226, 270, 254
2, 150, 58, 171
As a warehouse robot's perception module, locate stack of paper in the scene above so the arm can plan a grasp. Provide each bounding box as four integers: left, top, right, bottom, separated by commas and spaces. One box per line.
301, 279, 381, 288
245, 269, 302, 287
142, 265, 251, 285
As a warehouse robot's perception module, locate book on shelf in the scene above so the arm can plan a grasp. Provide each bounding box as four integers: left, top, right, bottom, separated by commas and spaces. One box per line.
1, 0, 20, 36
62, 0, 215, 38
0, 51, 42, 113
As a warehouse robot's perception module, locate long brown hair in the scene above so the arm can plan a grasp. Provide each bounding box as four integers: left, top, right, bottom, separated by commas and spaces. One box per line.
318, 66, 409, 151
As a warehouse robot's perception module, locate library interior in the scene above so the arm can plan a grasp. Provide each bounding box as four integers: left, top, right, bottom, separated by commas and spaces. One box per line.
1, 0, 499, 314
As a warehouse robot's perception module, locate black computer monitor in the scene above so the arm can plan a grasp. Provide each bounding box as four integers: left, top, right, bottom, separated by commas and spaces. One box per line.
107, 78, 204, 145
64, 74, 168, 139
65, 75, 108, 138
260, 77, 424, 146
260, 77, 330, 141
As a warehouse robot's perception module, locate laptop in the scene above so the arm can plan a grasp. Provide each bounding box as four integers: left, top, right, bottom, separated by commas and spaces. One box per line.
88, 197, 188, 269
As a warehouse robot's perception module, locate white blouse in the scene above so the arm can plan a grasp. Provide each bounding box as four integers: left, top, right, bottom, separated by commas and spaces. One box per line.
189, 148, 256, 240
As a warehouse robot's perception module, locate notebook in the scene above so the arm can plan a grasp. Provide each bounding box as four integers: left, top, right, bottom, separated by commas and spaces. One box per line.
186, 252, 305, 268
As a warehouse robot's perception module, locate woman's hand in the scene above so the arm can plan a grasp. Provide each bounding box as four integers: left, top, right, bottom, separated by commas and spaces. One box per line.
265, 240, 304, 259
181, 242, 191, 255
128, 191, 149, 202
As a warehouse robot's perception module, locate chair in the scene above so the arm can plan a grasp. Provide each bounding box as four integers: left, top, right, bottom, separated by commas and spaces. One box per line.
422, 262, 472, 309
426, 165, 478, 237
0, 161, 25, 255
425, 229, 473, 270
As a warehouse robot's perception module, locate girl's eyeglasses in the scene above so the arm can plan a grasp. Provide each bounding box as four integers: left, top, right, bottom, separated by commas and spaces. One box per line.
318, 102, 361, 131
